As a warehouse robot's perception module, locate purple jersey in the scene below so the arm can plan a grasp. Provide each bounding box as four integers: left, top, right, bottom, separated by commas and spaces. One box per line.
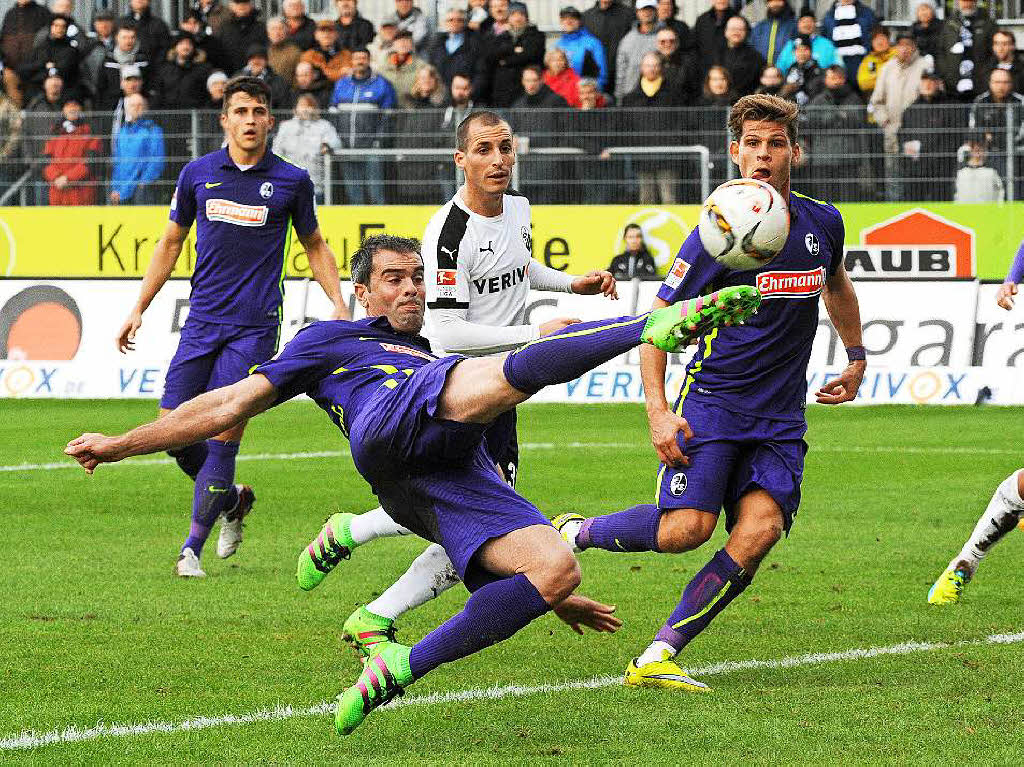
170, 148, 318, 327
658, 192, 845, 421
253, 316, 440, 436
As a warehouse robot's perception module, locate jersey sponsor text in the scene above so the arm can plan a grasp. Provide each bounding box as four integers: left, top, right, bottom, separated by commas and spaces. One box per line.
205, 199, 269, 227
473, 264, 528, 295
756, 267, 826, 299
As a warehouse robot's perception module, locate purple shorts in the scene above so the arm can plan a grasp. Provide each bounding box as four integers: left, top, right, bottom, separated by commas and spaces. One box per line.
161, 318, 280, 409
349, 356, 548, 586
656, 398, 808, 532
484, 409, 519, 487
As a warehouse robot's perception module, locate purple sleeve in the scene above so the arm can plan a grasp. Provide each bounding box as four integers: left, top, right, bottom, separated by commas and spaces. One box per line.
1008, 240, 1024, 283
656, 228, 725, 304
828, 208, 846, 276
169, 163, 196, 228
291, 172, 318, 237
252, 325, 336, 404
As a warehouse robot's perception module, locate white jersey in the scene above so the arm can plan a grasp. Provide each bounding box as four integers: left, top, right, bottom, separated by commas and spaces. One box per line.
422, 189, 572, 356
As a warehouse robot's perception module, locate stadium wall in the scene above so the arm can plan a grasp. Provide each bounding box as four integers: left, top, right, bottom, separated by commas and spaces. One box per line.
1, 203, 1021, 403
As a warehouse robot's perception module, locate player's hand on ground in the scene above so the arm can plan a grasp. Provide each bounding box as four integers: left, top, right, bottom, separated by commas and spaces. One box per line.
116, 311, 143, 353
648, 408, 693, 467
996, 281, 1017, 310
64, 434, 123, 474
571, 270, 618, 299
539, 317, 581, 336
553, 594, 621, 635
815, 360, 866, 404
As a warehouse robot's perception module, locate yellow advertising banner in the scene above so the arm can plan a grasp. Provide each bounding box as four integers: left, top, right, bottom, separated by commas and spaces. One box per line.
1, 202, 1020, 280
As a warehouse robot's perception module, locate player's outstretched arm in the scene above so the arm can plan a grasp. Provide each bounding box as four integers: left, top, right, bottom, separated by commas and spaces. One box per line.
65, 375, 278, 473
570, 269, 618, 299
818, 264, 866, 405
299, 227, 350, 320
117, 220, 189, 353
640, 297, 693, 467
552, 593, 621, 635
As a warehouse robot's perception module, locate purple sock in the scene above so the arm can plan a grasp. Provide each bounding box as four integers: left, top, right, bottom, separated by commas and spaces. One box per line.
182, 439, 239, 556
167, 442, 208, 481
655, 548, 752, 652
502, 314, 649, 394
408, 572, 551, 679
578, 504, 661, 552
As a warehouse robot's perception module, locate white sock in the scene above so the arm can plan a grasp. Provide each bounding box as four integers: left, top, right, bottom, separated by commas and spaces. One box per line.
349, 506, 412, 545
366, 543, 460, 621
954, 470, 1024, 575
636, 640, 676, 667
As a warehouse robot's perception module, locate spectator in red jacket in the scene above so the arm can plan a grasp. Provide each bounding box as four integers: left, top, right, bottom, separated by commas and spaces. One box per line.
42, 95, 101, 205
543, 47, 580, 107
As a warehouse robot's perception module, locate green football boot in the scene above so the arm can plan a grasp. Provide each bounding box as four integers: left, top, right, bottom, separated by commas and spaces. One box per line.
642, 285, 762, 353
296, 512, 356, 591
334, 643, 414, 735
927, 565, 970, 605
342, 606, 397, 660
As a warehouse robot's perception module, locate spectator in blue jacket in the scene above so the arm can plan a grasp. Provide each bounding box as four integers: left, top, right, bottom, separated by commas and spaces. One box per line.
109, 93, 164, 205
556, 5, 607, 93
750, 0, 796, 67
330, 47, 396, 204
775, 8, 841, 74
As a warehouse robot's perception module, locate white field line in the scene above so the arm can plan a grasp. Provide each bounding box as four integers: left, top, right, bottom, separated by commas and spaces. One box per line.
2, 630, 1022, 752
2, 443, 1019, 474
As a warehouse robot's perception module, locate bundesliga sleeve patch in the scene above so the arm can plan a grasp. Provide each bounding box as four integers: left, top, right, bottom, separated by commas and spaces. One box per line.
435, 269, 458, 299
664, 256, 690, 289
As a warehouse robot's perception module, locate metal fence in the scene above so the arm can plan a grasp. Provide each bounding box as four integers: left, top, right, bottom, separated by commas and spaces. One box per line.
7, 103, 1022, 207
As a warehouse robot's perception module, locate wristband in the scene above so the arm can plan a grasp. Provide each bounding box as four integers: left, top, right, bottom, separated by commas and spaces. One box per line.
846, 345, 866, 362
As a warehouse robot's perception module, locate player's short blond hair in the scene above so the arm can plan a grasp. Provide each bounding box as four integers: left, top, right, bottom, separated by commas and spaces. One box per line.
728, 94, 799, 146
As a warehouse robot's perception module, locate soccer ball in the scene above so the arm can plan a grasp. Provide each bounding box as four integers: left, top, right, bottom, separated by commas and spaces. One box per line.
697, 178, 790, 271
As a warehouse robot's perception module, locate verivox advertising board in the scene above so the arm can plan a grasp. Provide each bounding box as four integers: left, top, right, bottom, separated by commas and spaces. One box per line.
2, 278, 1021, 402
1, 202, 1021, 280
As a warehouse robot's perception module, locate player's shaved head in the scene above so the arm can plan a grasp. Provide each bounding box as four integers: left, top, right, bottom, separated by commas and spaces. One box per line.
728, 93, 799, 145
352, 234, 422, 287
456, 111, 510, 152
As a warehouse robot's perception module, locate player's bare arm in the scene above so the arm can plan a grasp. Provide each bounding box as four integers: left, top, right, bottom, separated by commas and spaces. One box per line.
570, 269, 618, 299
640, 296, 694, 468
817, 263, 865, 405
65, 375, 278, 472
298, 227, 350, 320
996, 281, 1018, 310
116, 220, 189, 353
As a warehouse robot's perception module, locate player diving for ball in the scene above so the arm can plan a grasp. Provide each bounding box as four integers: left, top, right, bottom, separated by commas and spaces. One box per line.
293, 111, 620, 657
66, 235, 761, 734
928, 244, 1024, 604
551, 94, 867, 691
114, 76, 349, 578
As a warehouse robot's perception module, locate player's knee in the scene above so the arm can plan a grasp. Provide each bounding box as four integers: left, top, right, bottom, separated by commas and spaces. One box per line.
740, 517, 783, 558
657, 510, 716, 554
531, 548, 580, 604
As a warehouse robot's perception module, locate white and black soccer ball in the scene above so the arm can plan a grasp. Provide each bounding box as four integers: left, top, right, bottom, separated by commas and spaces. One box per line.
697, 178, 790, 271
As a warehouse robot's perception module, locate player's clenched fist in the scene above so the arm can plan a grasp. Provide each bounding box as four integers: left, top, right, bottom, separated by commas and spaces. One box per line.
648, 407, 693, 468
997, 281, 1017, 311
571, 270, 618, 299
65, 433, 123, 473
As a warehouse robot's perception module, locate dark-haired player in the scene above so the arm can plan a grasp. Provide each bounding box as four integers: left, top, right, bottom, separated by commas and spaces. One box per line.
115, 76, 349, 577
67, 235, 761, 734
555, 93, 866, 691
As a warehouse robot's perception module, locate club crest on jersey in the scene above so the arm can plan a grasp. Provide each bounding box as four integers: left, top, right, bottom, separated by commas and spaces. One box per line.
669, 472, 687, 496
521, 226, 532, 252
805, 233, 820, 256
260, 182, 274, 199
205, 199, 268, 227
664, 256, 690, 289
378, 342, 434, 361
756, 266, 826, 299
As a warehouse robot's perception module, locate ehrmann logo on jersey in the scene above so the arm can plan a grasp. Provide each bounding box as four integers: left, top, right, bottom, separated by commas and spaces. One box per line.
756, 266, 826, 299
205, 199, 269, 227
378, 342, 435, 361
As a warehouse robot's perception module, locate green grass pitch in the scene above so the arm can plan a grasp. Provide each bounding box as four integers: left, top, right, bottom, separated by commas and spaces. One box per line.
1, 400, 1023, 764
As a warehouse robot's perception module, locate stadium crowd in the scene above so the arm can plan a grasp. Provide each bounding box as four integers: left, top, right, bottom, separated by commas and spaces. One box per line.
1, 0, 1023, 205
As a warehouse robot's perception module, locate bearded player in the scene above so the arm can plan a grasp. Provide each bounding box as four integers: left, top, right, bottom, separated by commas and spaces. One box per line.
928, 247, 1024, 604
293, 111, 618, 656
554, 94, 867, 691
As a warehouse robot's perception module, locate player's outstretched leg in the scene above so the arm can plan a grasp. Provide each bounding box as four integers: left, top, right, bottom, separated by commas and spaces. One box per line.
555, 504, 662, 553
342, 544, 461, 659
929, 469, 1024, 605
297, 508, 414, 591
177, 438, 242, 577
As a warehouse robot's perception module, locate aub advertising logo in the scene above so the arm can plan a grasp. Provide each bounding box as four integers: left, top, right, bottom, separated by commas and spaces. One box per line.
845, 209, 975, 279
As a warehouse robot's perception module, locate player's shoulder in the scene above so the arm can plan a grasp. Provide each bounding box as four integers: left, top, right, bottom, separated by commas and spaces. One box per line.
426, 195, 473, 253
791, 190, 844, 231
270, 152, 313, 182
503, 189, 531, 212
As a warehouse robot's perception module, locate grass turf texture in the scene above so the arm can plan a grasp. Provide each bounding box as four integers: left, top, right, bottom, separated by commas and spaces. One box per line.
2, 400, 1023, 763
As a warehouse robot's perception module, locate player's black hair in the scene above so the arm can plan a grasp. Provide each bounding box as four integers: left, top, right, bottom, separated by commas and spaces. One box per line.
456, 110, 509, 152
221, 75, 272, 113
351, 234, 422, 286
